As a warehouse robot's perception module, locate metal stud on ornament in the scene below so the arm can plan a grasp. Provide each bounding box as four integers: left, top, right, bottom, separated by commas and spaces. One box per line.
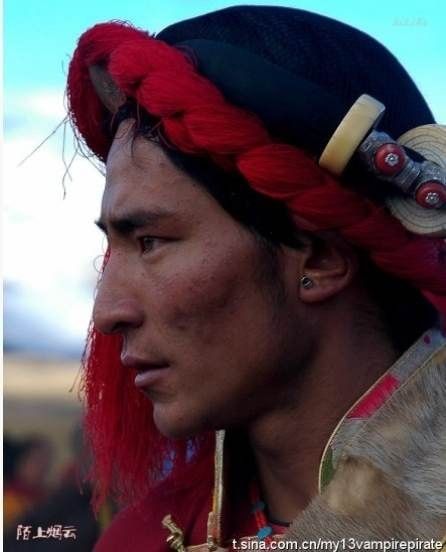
373, 142, 407, 176
386, 125, 446, 237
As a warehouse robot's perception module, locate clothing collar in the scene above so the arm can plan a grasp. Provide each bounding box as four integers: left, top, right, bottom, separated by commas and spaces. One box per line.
318, 326, 445, 492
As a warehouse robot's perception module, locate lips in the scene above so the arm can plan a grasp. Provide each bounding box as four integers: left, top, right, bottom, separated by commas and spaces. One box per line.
121, 354, 170, 390
134, 366, 170, 388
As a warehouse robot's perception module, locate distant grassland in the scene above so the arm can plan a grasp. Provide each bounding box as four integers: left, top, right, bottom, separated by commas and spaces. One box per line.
4, 355, 84, 482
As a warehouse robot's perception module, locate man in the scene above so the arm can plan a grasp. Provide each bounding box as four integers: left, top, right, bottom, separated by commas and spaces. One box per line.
67, 6, 446, 550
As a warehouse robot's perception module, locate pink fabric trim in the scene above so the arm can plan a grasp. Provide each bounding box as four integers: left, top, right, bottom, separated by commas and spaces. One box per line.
347, 373, 400, 419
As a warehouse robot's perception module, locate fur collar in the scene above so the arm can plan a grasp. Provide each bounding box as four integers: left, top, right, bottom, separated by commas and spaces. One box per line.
286, 328, 446, 545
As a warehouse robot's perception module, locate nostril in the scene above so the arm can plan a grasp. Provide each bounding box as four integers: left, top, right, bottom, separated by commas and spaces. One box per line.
93, 299, 144, 335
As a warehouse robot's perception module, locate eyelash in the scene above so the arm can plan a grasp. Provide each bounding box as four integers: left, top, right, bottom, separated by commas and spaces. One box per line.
137, 236, 160, 254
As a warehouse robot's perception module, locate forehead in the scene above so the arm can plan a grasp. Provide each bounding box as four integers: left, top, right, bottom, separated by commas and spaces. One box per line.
103, 121, 208, 221
106, 122, 180, 198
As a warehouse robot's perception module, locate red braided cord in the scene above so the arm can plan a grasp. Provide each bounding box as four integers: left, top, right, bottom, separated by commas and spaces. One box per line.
69, 23, 446, 299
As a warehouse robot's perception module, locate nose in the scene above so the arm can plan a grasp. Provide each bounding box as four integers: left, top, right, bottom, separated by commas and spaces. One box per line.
92, 255, 144, 335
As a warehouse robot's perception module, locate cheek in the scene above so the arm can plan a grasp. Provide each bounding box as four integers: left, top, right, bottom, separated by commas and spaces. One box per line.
153, 245, 252, 345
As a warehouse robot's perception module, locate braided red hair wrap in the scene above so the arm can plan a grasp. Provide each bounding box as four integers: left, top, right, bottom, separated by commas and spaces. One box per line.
67, 21, 446, 508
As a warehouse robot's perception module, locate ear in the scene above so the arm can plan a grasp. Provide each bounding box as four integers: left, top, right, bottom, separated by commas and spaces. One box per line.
298, 234, 359, 303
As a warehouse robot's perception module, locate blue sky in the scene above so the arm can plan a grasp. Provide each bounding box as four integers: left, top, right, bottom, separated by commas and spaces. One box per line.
3, 0, 445, 354
5, 0, 446, 120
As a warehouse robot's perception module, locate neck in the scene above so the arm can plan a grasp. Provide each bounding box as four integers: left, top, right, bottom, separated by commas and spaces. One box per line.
246, 314, 400, 524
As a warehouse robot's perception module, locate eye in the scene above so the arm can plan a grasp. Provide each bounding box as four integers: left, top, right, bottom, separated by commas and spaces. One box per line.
137, 236, 160, 254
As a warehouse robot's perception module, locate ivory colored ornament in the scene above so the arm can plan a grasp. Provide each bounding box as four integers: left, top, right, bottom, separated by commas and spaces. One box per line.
387, 125, 446, 237
318, 94, 385, 175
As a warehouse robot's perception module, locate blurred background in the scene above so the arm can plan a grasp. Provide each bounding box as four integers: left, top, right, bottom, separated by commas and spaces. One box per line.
3, 0, 445, 549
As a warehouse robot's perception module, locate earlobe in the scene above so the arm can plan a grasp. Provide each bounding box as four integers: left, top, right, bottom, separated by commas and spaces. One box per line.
298, 235, 358, 303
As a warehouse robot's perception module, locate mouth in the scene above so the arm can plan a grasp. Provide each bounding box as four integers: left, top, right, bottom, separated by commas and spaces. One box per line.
134, 364, 170, 389
121, 354, 170, 390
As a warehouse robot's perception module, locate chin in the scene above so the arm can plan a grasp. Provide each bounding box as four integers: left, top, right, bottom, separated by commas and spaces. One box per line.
152, 402, 208, 440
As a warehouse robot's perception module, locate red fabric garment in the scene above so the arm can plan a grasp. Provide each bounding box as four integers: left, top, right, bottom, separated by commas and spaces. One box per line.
94, 478, 210, 551
94, 475, 259, 551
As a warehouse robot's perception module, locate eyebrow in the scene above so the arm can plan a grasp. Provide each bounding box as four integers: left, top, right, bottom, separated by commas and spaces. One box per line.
95, 208, 176, 236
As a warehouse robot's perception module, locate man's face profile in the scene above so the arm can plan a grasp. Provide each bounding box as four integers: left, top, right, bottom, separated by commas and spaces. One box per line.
93, 120, 312, 439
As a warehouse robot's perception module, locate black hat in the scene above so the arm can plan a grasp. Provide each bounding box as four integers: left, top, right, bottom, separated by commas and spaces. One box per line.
158, 5, 435, 147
